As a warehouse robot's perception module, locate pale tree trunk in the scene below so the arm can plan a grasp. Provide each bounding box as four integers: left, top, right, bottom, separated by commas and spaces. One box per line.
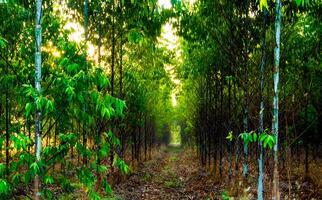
34, 0, 43, 199
272, 0, 281, 199
242, 0, 249, 178
258, 8, 267, 200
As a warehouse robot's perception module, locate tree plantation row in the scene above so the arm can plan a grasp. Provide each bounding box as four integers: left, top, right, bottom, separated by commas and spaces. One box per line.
0, 0, 176, 199
175, 0, 322, 199
0, 0, 322, 199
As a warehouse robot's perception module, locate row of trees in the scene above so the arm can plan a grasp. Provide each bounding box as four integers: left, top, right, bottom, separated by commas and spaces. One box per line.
0, 0, 175, 199
175, 0, 321, 199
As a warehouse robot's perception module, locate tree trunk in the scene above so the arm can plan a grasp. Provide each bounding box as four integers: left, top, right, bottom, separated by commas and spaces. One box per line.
5, 63, 10, 177
34, 0, 43, 198
272, 0, 282, 199
96, 6, 102, 189
109, 0, 116, 171
258, 8, 267, 200
83, 0, 89, 165
119, 0, 124, 159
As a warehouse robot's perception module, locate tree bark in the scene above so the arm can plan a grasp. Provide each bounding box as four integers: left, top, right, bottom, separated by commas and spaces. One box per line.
34, 0, 43, 198
272, 0, 282, 199
258, 8, 267, 200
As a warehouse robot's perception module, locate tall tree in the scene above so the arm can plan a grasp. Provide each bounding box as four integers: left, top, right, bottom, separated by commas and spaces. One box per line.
258, 8, 267, 200
272, 0, 282, 199
34, 0, 43, 199
242, 0, 250, 178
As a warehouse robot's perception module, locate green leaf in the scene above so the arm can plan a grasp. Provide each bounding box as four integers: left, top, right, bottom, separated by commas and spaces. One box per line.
45, 99, 55, 113
44, 176, 54, 185
128, 29, 143, 43
98, 74, 108, 89
99, 143, 110, 157
253, 132, 257, 142
267, 135, 276, 149
23, 84, 36, 97
59, 57, 69, 67
89, 190, 101, 200
0, 36, 7, 49
105, 183, 112, 195
98, 165, 108, 173
0, 164, 6, 176
296, 0, 301, 6
30, 162, 40, 174
0, 136, 4, 151
25, 103, 32, 117
0, 179, 10, 195
65, 85, 75, 100
226, 131, 233, 142
121, 162, 130, 175
259, 0, 268, 10
24, 171, 32, 184
12, 173, 21, 185
66, 63, 79, 73
259, 133, 267, 142
42, 188, 53, 199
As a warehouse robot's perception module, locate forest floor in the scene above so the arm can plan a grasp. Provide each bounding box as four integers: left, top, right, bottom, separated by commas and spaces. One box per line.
54, 146, 322, 200
112, 146, 322, 200
113, 146, 224, 200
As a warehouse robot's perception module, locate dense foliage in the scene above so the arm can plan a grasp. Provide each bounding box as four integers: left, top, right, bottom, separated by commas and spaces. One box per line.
0, 0, 321, 199
175, 0, 322, 199
0, 0, 175, 199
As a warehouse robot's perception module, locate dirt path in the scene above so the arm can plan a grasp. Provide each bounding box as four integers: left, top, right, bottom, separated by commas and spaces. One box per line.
113, 146, 222, 200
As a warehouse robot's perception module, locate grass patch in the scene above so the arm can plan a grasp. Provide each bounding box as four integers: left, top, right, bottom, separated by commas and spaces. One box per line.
164, 178, 182, 188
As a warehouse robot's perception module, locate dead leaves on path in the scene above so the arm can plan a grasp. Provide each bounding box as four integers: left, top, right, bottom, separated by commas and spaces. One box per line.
113, 147, 322, 200
113, 147, 222, 200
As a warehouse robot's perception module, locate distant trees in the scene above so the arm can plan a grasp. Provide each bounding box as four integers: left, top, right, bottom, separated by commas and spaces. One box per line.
177, 0, 322, 199
0, 0, 321, 199
0, 0, 173, 198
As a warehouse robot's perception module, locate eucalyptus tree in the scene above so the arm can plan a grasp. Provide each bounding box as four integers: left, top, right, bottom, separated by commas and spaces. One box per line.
257, 8, 268, 200
34, 0, 43, 198
83, 0, 89, 165
271, 0, 282, 197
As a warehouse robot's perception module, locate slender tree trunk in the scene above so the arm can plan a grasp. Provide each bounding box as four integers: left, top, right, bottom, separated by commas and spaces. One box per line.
119, 0, 124, 158
228, 76, 232, 179
34, 0, 43, 198
109, 0, 116, 171
5, 63, 10, 176
234, 77, 239, 174
242, 0, 249, 178
83, 0, 89, 165
138, 113, 142, 161
213, 75, 218, 175
111, 0, 115, 96
208, 75, 212, 168
131, 127, 135, 163
258, 8, 267, 200
272, 0, 282, 199
219, 75, 223, 177
96, 7, 102, 189
119, 0, 123, 99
